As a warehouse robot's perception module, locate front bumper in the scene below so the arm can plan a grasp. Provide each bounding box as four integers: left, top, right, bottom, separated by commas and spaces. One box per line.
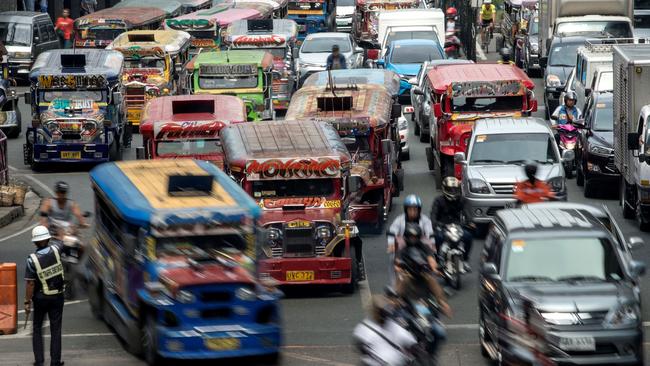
527, 52, 540, 68
465, 192, 567, 223
30, 142, 110, 163
584, 153, 620, 182
259, 257, 352, 285
8, 60, 32, 76
544, 328, 642, 365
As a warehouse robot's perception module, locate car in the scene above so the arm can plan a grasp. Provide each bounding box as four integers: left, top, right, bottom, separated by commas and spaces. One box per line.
574, 91, 619, 196
479, 206, 646, 365
540, 35, 588, 119
521, 13, 540, 75
334, 0, 355, 32
408, 59, 473, 143
398, 114, 409, 160
297, 32, 363, 86
455, 117, 571, 225
377, 39, 444, 103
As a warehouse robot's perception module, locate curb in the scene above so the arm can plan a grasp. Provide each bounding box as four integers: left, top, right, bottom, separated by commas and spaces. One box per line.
0, 205, 23, 229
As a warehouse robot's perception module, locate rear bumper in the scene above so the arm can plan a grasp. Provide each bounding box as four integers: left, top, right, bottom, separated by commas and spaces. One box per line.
259, 257, 352, 285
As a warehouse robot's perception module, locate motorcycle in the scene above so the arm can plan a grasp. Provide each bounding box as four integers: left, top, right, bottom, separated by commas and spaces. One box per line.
403, 297, 442, 366
556, 123, 578, 178
444, 31, 462, 59
47, 213, 91, 299
436, 223, 465, 290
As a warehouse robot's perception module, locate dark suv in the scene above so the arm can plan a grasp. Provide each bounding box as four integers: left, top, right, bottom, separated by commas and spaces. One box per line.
575, 91, 619, 197
479, 206, 645, 365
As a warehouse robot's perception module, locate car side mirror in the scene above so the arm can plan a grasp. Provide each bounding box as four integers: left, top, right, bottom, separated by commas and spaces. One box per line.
482, 262, 499, 278
584, 88, 592, 98
113, 91, 123, 105
23, 92, 31, 105
433, 102, 443, 118
381, 138, 392, 153
539, 56, 547, 68
408, 77, 418, 86
354, 46, 363, 54
628, 236, 644, 251
135, 146, 146, 160
629, 260, 646, 277
454, 151, 466, 164
391, 103, 401, 119
412, 86, 424, 95
628, 132, 640, 150
347, 175, 363, 193
562, 149, 575, 162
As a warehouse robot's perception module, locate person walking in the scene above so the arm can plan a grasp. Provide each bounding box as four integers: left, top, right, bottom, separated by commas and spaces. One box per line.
54, 9, 74, 49
39, 0, 48, 13
326, 45, 347, 70
24, 225, 70, 366
23, 0, 36, 11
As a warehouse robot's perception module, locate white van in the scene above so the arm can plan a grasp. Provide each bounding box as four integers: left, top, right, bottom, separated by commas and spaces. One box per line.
377, 9, 445, 58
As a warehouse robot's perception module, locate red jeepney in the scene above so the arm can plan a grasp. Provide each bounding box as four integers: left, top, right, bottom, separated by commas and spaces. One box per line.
420, 63, 536, 185
221, 120, 363, 292
286, 84, 403, 231
137, 95, 246, 168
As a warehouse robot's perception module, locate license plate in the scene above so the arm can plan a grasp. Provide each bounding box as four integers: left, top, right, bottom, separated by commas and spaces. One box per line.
559, 336, 595, 351
61, 151, 81, 160
127, 110, 141, 122
286, 271, 314, 281
205, 337, 240, 351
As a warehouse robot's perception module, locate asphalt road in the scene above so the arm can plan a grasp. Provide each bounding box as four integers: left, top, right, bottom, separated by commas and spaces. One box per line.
1, 45, 650, 366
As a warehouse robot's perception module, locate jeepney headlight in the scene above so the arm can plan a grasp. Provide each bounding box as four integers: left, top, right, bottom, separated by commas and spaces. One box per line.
11, 52, 31, 59
146, 86, 160, 96
176, 290, 195, 304
235, 287, 256, 301
267, 227, 282, 247
546, 74, 561, 87
45, 121, 59, 132
316, 225, 331, 239
530, 43, 539, 53
82, 121, 97, 132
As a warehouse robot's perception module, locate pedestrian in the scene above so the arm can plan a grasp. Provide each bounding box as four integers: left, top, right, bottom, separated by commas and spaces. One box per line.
54, 9, 74, 49
24, 225, 69, 366
81, 0, 97, 16
39, 0, 48, 13
23, 0, 36, 11
326, 44, 347, 70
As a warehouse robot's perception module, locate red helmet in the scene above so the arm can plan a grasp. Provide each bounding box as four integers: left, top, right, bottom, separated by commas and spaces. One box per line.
446, 7, 457, 17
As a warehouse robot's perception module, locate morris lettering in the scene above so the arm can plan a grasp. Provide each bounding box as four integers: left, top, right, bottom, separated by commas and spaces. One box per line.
155, 121, 223, 140
232, 35, 286, 48
245, 158, 340, 178
262, 197, 325, 209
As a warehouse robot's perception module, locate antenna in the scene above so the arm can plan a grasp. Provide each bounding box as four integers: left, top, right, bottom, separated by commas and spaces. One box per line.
327, 67, 337, 97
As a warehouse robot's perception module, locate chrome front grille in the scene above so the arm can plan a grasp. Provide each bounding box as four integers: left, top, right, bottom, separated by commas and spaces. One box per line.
490, 183, 515, 195
283, 228, 314, 257
605, 156, 618, 173
125, 87, 146, 107
271, 246, 283, 258
315, 244, 326, 256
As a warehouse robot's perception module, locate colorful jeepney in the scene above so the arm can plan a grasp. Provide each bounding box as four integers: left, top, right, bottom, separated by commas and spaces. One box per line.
165, 8, 263, 56
74, 7, 167, 49
187, 50, 275, 121
23, 50, 127, 169
421, 63, 537, 184
224, 19, 298, 111
221, 120, 364, 291
113, 0, 183, 18
352, 0, 421, 59
137, 95, 247, 168
236, 0, 290, 19
107, 30, 192, 130
288, 0, 336, 41
86, 159, 281, 363
286, 84, 404, 231
178, 0, 213, 14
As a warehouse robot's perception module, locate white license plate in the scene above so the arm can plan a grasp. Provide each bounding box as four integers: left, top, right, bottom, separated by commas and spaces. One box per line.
559, 336, 595, 351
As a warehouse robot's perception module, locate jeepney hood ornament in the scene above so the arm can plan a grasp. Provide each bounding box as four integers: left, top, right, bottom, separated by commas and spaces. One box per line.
40, 98, 104, 125
124, 68, 166, 85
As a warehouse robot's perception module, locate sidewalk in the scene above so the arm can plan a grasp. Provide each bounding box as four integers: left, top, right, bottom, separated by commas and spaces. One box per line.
0, 190, 39, 229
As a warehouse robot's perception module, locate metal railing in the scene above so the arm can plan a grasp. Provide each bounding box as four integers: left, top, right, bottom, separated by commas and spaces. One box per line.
0, 130, 8, 185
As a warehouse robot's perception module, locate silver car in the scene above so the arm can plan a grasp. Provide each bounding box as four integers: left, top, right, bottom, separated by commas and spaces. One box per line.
297, 32, 363, 86
455, 117, 574, 224
335, 0, 355, 32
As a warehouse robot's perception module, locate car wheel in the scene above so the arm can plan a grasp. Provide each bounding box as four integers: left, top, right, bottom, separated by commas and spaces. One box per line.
400, 149, 410, 161
583, 179, 596, 198
142, 314, 162, 366
479, 310, 492, 359
419, 131, 428, 143
636, 199, 650, 232
414, 120, 420, 136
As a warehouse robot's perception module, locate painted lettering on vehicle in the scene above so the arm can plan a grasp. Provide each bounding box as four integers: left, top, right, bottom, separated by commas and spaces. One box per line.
154, 121, 224, 139
232, 35, 286, 47
245, 158, 341, 179
259, 197, 342, 209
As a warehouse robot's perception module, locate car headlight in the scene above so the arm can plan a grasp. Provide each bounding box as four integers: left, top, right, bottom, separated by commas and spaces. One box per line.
398, 117, 408, 130
547, 176, 564, 192
316, 225, 331, 239
469, 179, 490, 194
235, 287, 257, 301
530, 43, 539, 53
11, 52, 31, 59
546, 74, 561, 87
604, 303, 639, 328
589, 144, 612, 156
176, 290, 195, 304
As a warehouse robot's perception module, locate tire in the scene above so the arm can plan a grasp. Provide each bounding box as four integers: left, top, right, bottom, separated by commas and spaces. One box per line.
400, 150, 410, 161
622, 178, 635, 219
109, 139, 122, 161
142, 314, 162, 366
260, 352, 281, 365
576, 162, 584, 186
583, 179, 595, 198
637, 199, 650, 232
414, 120, 421, 136
425, 146, 435, 171
419, 131, 428, 143
564, 163, 574, 179
6, 126, 19, 139
448, 255, 461, 290
342, 249, 359, 294
479, 310, 491, 359
434, 155, 443, 190
88, 280, 103, 320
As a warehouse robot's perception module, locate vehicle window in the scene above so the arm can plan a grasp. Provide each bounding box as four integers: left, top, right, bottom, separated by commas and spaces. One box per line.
37, 23, 51, 42
124, 58, 166, 71
41, 90, 105, 103
289, 1, 325, 12
390, 44, 443, 64
342, 136, 372, 159
338, 0, 355, 6
596, 72, 613, 91
45, 23, 57, 42
301, 37, 350, 53
634, 14, 650, 28
469, 133, 558, 164
157, 234, 248, 258
79, 27, 126, 41
95, 193, 124, 246
156, 139, 222, 156
593, 99, 613, 131
252, 179, 335, 198
505, 237, 624, 282
555, 21, 632, 38
483, 228, 502, 269
260, 47, 287, 59
637, 0, 650, 9
451, 96, 524, 113
549, 43, 581, 67
187, 29, 216, 40
385, 31, 439, 46
0, 22, 31, 46
199, 74, 259, 89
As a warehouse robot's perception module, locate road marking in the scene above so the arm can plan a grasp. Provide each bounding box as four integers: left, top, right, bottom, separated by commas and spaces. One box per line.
358, 255, 371, 310
284, 352, 354, 366
0, 223, 37, 243
18, 299, 88, 315
23, 174, 54, 196
8, 165, 17, 172
475, 41, 487, 60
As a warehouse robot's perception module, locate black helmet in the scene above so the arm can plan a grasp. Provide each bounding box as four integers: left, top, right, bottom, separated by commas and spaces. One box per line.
524, 161, 538, 182
55, 181, 69, 194
442, 176, 461, 201
564, 91, 577, 103
500, 47, 511, 62
404, 222, 422, 246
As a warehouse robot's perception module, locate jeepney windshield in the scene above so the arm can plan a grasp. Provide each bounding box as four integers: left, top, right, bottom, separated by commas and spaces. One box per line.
124, 57, 167, 72
450, 96, 523, 113
199, 72, 260, 89
78, 26, 127, 41
555, 21, 632, 38
157, 234, 249, 258
342, 136, 373, 160
252, 179, 335, 198
188, 29, 217, 40
262, 48, 287, 59
41, 90, 106, 103
156, 139, 222, 156
288, 1, 325, 13
0, 22, 31, 46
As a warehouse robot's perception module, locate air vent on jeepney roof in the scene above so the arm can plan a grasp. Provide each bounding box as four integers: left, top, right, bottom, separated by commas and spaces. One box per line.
172, 99, 214, 115
167, 175, 213, 196
248, 19, 273, 32
128, 33, 156, 43
61, 54, 86, 69
317, 96, 353, 112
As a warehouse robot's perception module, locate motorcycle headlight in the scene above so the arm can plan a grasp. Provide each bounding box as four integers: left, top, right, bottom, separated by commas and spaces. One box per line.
604, 303, 639, 328
530, 43, 539, 53
316, 225, 331, 239
546, 74, 561, 87
589, 144, 612, 156
469, 179, 490, 194
235, 287, 257, 301
547, 176, 564, 192
176, 290, 195, 304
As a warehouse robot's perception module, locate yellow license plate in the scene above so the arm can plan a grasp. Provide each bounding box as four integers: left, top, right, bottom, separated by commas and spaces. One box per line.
61, 151, 81, 159
127, 110, 141, 122
286, 271, 314, 281
205, 337, 240, 350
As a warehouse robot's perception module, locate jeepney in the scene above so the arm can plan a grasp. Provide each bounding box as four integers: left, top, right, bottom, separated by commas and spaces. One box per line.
234, 1, 276, 19
165, 8, 263, 55
75, 8, 167, 49
236, 0, 290, 18
286, 84, 403, 231
23, 50, 127, 169
352, 0, 422, 60
288, 0, 336, 41
137, 94, 247, 168
221, 120, 363, 291
178, 0, 213, 14
86, 159, 281, 364
188, 50, 275, 121
224, 19, 298, 111
113, 0, 183, 18
107, 30, 192, 130
419, 63, 537, 186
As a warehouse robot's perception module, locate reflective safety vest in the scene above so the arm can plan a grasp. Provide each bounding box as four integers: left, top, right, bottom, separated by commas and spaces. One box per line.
30, 246, 65, 296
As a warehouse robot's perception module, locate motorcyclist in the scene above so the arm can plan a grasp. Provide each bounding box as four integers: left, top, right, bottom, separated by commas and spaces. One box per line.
514, 161, 556, 204
552, 91, 581, 125
446, 7, 458, 33
387, 194, 435, 284
39, 181, 88, 232
430, 177, 473, 273
445, 7, 464, 58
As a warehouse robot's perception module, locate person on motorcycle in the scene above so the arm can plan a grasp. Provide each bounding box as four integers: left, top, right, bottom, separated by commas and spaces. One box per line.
387, 194, 435, 284
446, 7, 458, 33
514, 161, 556, 204
445, 7, 464, 58
551, 91, 582, 145
39, 182, 89, 231
430, 177, 473, 273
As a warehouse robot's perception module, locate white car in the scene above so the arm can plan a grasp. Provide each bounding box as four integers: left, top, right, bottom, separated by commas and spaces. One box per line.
297, 32, 364, 86
398, 115, 410, 160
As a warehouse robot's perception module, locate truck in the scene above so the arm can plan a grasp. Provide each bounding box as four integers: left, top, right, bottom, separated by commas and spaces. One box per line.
538, 0, 634, 58
613, 44, 650, 230
377, 8, 445, 59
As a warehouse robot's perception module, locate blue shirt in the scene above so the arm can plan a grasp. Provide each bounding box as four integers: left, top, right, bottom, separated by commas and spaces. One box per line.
326, 54, 347, 70
552, 105, 581, 125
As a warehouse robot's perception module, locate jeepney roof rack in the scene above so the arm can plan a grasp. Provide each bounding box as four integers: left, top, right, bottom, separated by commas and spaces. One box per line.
128, 33, 156, 43
248, 19, 273, 33
60, 54, 86, 69
168, 174, 213, 196
584, 38, 636, 52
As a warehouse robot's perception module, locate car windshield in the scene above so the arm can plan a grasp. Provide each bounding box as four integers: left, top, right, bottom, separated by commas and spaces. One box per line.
0, 22, 31, 46
469, 133, 557, 165
41, 90, 105, 103
390, 44, 443, 64
252, 179, 335, 198
124, 57, 166, 71
385, 31, 438, 46
301, 37, 350, 53
592, 100, 613, 131
549, 43, 581, 66
556, 21, 632, 38
157, 234, 249, 258
450, 96, 524, 113
156, 139, 222, 156
199, 74, 259, 89
506, 237, 624, 282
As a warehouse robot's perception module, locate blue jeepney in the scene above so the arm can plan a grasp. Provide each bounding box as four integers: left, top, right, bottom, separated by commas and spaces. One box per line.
287, 0, 335, 41
23, 49, 127, 169
86, 159, 282, 364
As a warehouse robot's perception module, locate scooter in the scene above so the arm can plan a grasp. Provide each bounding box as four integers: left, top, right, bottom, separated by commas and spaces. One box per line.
556, 123, 579, 178
444, 31, 462, 59
47, 213, 91, 299
436, 223, 465, 290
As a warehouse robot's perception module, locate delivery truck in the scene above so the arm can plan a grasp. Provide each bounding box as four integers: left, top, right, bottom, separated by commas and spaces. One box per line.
377, 9, 445, 58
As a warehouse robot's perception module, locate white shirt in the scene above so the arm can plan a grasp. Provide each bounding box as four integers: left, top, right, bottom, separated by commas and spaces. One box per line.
353, 318, 417, 366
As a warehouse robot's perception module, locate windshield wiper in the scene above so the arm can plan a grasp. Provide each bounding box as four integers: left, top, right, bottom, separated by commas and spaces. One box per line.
556, 275, 605, 282
550, 63, 573, 67
535, 159, 555, 164
509, 275, 554, 282
506, 159, 528, 164
472, 159, 507, 164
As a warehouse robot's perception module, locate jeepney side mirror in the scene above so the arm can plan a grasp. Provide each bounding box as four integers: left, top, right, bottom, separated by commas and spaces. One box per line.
381, 138, 392, 153
135, 146, 145, 160
454, 152, 466, 164
23, 92, 31, 105
433, 103, 443, 118
391, 103, 401, 119
113, 91, 123, 105
412, 86, 424, 95
628, 132, 640, 151
354, 46, 363, 54
539, 56, 547, 68
347, 175, 363, 194
584, 88, 592, 98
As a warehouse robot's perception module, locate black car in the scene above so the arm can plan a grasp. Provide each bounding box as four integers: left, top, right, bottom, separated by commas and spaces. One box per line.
540, 35, 587, 119
479, 207, 645, 365
575, 91, 618, 197
521, 14, 540, 76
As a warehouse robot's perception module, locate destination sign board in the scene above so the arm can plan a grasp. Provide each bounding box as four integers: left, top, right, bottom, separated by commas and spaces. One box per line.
450, 80, 524, 97
154, 121, 224, 140
37, 74, 107, 89
199, 63, 257, 75
245, 157, 341, 180
231, 35, 286, 47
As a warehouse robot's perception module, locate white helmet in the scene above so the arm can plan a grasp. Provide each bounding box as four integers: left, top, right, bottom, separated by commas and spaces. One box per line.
32, 225, 51, 242
484, 0, 492, 3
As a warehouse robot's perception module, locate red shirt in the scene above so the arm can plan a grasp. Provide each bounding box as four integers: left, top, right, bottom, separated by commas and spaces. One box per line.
55, 17, 74, 40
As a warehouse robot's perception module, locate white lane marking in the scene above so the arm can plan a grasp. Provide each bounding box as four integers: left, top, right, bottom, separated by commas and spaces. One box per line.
441, 322, 650, 330
0, 332, 115, 340
23, 174, 54, 196
475, 41, 487, 61
0, 223, 37, 243
17, 299, 88, 314
284, 352, 354, 366
8, 165, 17, 171
358, 255, 371, 310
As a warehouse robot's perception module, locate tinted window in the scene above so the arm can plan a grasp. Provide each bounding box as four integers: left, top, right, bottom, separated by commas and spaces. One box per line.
301, 37, 350, 53
0, 22, 31, 46
555, 21, 633, 38
252, 179, 335, 198
549, 43, 581, 67
634, 14, 650, 28
385, 31, 439, 46
390, 44, 443, 64
37, 23, 51, 42
470, 133, 558, 164
199, 74, 259, 89
636, 0, 650, 9
592, 98, 613, 131
156, 139, 222, 156
450, 96, 524, 113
